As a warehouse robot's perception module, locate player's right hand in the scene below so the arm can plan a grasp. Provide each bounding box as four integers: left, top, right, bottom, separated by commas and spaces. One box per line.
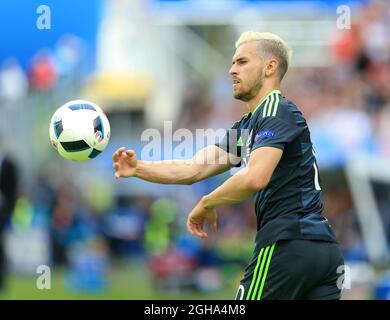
112, 147, 137, 178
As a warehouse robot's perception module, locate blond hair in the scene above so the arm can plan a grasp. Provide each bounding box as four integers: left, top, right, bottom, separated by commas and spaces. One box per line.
235, 31, 292, 80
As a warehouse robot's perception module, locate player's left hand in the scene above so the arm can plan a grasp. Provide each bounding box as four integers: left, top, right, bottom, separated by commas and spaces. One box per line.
187, 199, 217, 239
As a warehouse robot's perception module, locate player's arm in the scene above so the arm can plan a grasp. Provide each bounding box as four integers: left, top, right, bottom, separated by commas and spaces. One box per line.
203, 147, 282, 207
187, 146, 282, 238
202, 114, 301, 206
112, 145, 240, 185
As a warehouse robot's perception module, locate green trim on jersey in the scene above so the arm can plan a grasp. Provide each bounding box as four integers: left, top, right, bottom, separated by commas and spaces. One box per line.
252, 89, 281, 116
246, 242, 276, 300
272, 94, 281, 116
263, 93, 275, 117
237, 136, 243, 147
261, 96, 271, 118
263, 92, 281, 118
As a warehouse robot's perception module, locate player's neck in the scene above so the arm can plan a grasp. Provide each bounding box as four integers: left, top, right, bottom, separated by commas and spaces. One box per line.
247, 83, 281, 113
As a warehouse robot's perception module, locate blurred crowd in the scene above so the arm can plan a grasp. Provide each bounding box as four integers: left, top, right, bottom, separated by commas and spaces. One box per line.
0, 34, 87, 105
0, 0, 390, 298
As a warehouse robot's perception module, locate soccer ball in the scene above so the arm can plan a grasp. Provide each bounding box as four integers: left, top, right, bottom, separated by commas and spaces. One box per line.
49, 100, 111, 161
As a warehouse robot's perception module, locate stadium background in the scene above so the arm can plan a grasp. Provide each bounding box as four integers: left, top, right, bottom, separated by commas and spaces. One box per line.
0, 0, 389, 299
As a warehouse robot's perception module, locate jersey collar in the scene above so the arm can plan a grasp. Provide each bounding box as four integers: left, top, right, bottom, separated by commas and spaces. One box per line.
250, 89, 281, 116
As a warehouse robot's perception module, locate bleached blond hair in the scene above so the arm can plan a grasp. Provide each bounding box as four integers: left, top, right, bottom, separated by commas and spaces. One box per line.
235, 31, 292, 80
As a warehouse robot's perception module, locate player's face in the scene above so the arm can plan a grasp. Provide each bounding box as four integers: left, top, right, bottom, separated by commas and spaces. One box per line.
229, 41, 265, 102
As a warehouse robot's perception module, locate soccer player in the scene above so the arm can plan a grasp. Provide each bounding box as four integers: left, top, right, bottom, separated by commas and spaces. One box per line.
112, 32, 344, 300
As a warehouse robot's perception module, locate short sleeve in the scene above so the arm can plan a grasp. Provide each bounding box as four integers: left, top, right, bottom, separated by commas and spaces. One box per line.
252, 117, 303, 151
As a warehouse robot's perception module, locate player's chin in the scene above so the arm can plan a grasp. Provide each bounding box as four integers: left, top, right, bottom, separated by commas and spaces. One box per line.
233, 91, 244, 100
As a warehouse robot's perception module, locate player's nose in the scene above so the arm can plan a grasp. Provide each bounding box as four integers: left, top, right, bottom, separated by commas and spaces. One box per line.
229, 64, 238, 76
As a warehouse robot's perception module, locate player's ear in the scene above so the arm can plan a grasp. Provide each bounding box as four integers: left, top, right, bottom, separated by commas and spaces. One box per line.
265, 58, 278, 77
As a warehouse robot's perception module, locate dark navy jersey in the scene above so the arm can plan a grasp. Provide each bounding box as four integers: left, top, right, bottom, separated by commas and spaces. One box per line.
216, 90, 337, 248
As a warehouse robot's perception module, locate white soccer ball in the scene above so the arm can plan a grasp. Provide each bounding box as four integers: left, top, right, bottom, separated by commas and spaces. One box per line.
49, 100, 111, 161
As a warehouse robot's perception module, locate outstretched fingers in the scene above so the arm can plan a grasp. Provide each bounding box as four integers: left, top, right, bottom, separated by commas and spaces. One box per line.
210, 221, 217, 233
113, 163, 121, 179
126, 150, 135, 157
112, 147, 126, 161
187, 219, 207, 239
